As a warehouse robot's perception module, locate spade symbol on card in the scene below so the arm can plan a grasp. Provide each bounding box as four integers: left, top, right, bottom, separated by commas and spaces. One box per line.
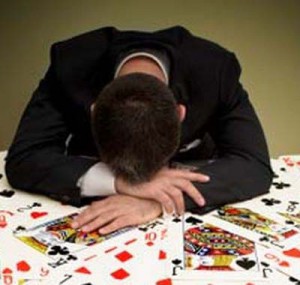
172, 258, 183, 276
0, 189, 15, 198
0, 173, 3, 179
259, 236, 270, 242
172, 258, 183, 266
289, 277, 300, 284
236, 257, 256, 270
172, 217, 182, 223
185, 216, 203, 225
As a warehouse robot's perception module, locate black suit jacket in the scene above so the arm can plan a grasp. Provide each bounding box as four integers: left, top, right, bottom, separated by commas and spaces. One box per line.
5, 26, 272, 211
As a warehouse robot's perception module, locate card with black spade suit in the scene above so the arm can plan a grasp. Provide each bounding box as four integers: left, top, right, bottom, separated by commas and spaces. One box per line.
166, 212, 264, 281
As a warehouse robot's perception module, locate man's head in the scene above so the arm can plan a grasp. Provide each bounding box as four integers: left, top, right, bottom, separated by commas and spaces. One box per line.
92, 72, 183, 184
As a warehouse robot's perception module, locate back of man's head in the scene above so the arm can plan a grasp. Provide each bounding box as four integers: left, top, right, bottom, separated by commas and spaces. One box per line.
92, 73, 180, 184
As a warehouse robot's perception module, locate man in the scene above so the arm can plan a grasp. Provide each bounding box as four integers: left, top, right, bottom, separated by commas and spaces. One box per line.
5, 26, 272, 234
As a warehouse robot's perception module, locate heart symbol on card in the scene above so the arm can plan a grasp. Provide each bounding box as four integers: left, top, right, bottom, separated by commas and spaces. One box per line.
279, 260, 290, 267
30, 211, 48, 219
17, 260, 31, 272
2, 268, 13, 274
283, 248, 300, 258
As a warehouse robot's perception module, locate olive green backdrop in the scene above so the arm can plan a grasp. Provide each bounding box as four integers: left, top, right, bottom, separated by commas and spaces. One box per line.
0, 0, 299, 157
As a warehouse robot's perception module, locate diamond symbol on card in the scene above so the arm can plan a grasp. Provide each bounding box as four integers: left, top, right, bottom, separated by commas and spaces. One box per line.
115, 250, 133, 262
110, 268, 130, 280
159, 250, 167, 260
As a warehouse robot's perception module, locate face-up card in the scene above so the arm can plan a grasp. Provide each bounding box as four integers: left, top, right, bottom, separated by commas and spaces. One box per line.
13, 213, 134, 260
166, 212, 264, 281
270, 159, 300, 194
213, 206, 300, 251
278, 155, 300, 177
258, 243, 300, 280
0, 230, 51, 283
46, 218, 170, 285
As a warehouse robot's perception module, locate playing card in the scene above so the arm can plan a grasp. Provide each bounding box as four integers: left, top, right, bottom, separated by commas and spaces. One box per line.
258, 243, 300, 280
166, 212, 264, 281
13, 213, 134, 260
212, 205, 300, 251
270, 159, 300, 194
46, 217, 170, 285
278, 155, 300, 178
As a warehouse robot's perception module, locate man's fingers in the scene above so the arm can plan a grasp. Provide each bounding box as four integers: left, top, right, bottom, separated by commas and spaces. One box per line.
71, 201, 106, 229
168, 169, 210, 183
80, 210, 118, 233
99, 215, 137, 235
164, 187, 185, 215
155, 191, 175, 214
173, 178, 206, 207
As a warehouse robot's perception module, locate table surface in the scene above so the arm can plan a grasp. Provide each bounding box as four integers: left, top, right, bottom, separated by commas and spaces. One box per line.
1, 151, 300, 285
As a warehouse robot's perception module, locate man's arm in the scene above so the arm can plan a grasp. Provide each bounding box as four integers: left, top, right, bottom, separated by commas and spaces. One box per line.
184, 53, 272, 211
5, 44, 99, 206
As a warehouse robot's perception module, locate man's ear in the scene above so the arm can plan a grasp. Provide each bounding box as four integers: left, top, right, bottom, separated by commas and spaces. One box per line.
177, 104, 186, 122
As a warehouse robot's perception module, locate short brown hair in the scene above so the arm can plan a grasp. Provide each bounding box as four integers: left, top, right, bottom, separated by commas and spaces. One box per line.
92, 73, 180, 184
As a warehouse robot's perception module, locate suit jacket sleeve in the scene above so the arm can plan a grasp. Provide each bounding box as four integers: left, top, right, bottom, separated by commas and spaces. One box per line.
5, 44, 98, 206
184, 53, 272, 212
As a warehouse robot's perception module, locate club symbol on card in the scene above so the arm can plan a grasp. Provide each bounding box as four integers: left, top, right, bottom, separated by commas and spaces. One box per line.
272, 181, 291, 190
236, 257, 256, 270
185, 216, 203, 225
0, 173, 3, 179
48, 245, 70, 256
261, 198, 281, 206
0, 189, 15, 198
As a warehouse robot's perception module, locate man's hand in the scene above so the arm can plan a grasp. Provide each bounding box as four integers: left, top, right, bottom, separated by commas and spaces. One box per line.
116, 168, 210, 215
71, 194, 162, 234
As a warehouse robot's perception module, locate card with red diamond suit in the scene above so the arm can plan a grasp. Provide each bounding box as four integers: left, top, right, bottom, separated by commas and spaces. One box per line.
46, 218, 171, 285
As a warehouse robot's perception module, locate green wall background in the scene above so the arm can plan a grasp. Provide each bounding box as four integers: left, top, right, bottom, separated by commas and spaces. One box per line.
0, 0, 299, 157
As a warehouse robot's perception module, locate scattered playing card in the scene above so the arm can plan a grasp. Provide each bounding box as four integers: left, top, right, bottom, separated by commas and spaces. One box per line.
166, 212, 265, 281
